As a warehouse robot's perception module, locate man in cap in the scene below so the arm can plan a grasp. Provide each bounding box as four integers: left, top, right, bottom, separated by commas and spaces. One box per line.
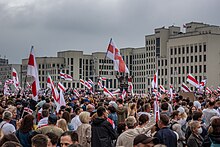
133, 134, 159, 147
0, 111, 16, 135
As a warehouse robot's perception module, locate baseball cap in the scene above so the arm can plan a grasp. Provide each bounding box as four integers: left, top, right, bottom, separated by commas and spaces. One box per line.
133, 134, 159, 145
125, 116, 137, 128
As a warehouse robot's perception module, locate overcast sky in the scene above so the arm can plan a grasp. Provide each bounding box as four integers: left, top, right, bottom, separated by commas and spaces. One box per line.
0, 0, 219, 64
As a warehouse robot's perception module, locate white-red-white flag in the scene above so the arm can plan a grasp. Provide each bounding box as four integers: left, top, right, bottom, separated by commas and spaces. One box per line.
23, 107, 33, 115
187, 73, 199, 87
58, 82, 66, 92
12, 68, 19, 89
80, 79, 85, 86
5, 79, 14, 85
84, 81, 92, 90
27, 46, 40, 101
3, 82, 9, 95
128, 82, 134, 96
217, 86, 220, 92
169, 84, 173, 101
73, 89, 80, 97
60, 72, 73, 81
106, 39, 129, 73
154, 98, 160, 122
181, 83, 191, 92
88, 79, 94, 85
120, 89, 126, 100
159, 85, 166, 93
103, 86, 114, 97
98, 80, 103, 89
151, 71, 158, 89
47, 74, 59, 102
206, 87, 212, 94
112, 89, 120, 95
99, 76, 107, 81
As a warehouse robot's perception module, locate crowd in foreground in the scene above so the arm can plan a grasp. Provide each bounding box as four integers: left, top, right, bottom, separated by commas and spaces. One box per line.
0, 91, 219, 147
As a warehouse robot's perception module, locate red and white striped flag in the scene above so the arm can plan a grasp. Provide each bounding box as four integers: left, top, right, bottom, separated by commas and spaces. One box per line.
98, 81, 103, 89
217, 86, 220, 92
84, 81, 92, 90
154, 98, 160, 122
73, 89, 80, 97
112, 89, 120, 95
27, 46, 40, 101
128, 82, 134, 96
3, 82, 9, 95
181, 83, 191, 92
12, 68, 19, 89
187, 73, 199, 87
206, 87, 212, 94
5, 79, 14, 85
58, 82, 66, 92
106, 39, 129, 73
120, 89, 126, 100
151, 71, 158, 89
60, 72, 73, 81
80, 79, 85, 86
23, 107, 33, 115
159, 85, 166, 93
169, 84, 173, 101
47, 74, 59, 102
99, 77, 107, 81
88, 79, 94, 85
103, 86, 114, 97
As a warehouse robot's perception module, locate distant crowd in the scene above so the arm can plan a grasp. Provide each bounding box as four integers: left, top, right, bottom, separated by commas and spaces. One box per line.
0, 90, 219, 147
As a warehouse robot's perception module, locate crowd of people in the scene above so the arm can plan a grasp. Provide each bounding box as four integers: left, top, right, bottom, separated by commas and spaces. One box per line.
0, 89, 219, 147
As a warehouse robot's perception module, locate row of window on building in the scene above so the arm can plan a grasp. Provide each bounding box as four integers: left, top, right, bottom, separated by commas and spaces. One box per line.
170, 65, 206, 75
170, 44, 206, 55
170, 55, 206, 64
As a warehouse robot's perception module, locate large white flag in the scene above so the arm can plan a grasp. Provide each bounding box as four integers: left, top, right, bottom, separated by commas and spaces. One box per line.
12, 68, 19, 90
106, 39, 129, 73
151, 70, 158, 89
27, 46, 40, 101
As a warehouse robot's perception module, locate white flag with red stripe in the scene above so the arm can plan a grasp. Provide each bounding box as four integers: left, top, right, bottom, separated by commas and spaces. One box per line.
112, 89, 120, 95
181, 83, 191, 92
128, 82, 134, 96
159, 85, 166, 93
98, 80, 103, 89
154, 98, 160, 122
60, 72, 73, 81
103, 86, 114, 97
73, 89, 80, 97
12, 68, 19, 89
5, 79, 14, 85
169, 84, 173, 101
47, 74, 59, 102
120, 89, 126, 100
106, 39, 129, 73
88, 79, 94, 85
187, 73, 199, 87
23, 107, 33, 115
58, 82, 66, 92
206, 87, 212, 94
99, 76, 107, 81
151, 71, 158, 89
27, 46, 40, 101
217, 86, 220, 92
3, 82, 9, 95
80, 79, 85, 86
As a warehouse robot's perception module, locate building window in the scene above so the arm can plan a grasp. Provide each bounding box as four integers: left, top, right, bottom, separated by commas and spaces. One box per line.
187, 66, 189, 73
178, 48, 181, 54
195, 56, 197, 62
171, 58, 173, 64
178, 57, 181, 63
174, 48, 177, 55
174, 58, 177, 64
170, 48, 173, 55
182, 57, 185, 63
182, 66, 185, 74
204, 65, 206, 73
199, 45, 202, 52
190, 46, 193, 53
199, 65, 202, 73
199, 55, 202, 62
204, 55, 206, 62
171, 67, 173, 74
187, 56, 189, 63
165, 69, 167, 75
204, 44, 206, 52
191, 66, 193, 73
195, 66, 198, 73
191, 56, 193, 62
186, 46, 189, 54
182, 47, 185, 54
195, 45, 197, 53
178, 67, 181, 74
165, 60, 167, 66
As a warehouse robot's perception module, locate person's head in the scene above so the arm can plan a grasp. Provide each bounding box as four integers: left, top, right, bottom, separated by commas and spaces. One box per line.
60, 131, 78, 147
2, 141, 22, 147
133, 134, 159, 147
209, 99, 216, 107
171, 110, 180, 120
46, 132, 58, 147
96, 106, 108, 119
209, 117, 220, 135
116, 98, 123, 105
189, 121, 202, 135
192, 111, 203, 121
31, 134, 48, 147
86, 104, 95, 112
48, 114, 58, 125
2, 111, 13, 121
107, 105, 116, 113
62, 111, 71, 123
57, 119, 68, 132
6, 106, 17, 119
74, 107, 83, 115
0, 134, 20, 146
42, 110, 49, 118
143, 103, 151, 113
158, 114, 169, 129
79, 111, 90, 124
161, 102, 168, 111
138, 114, 149, 126
42, 103, 50, 110
19, 114, 34, 133
125, 116, 137, 129
117, 122, 126, 135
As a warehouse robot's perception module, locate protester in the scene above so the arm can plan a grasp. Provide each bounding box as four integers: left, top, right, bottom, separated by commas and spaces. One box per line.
133, 134, 159, 147
71, 107, 83, 131
31, 134, 48, 147
0, 111, 16, 135
60, 131, 80, 147
46, 132, 59, 147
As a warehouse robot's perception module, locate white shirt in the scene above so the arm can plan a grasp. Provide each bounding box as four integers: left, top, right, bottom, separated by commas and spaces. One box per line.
0, 121, 16, 135
71, 115, 82, 131
37, 117, 48, 128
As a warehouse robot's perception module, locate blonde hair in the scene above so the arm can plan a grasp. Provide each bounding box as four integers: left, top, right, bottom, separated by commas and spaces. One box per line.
189, 120, 200, 132
57, 119, 68, 132
79, 111, 90, 124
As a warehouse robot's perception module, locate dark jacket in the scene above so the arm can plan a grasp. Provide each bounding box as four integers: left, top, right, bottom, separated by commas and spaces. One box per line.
16, 130, 33, 147
154, 127, 177, 147
203, 133, 220, 147
91, 117, 117, 147
187, 133, 204, 147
